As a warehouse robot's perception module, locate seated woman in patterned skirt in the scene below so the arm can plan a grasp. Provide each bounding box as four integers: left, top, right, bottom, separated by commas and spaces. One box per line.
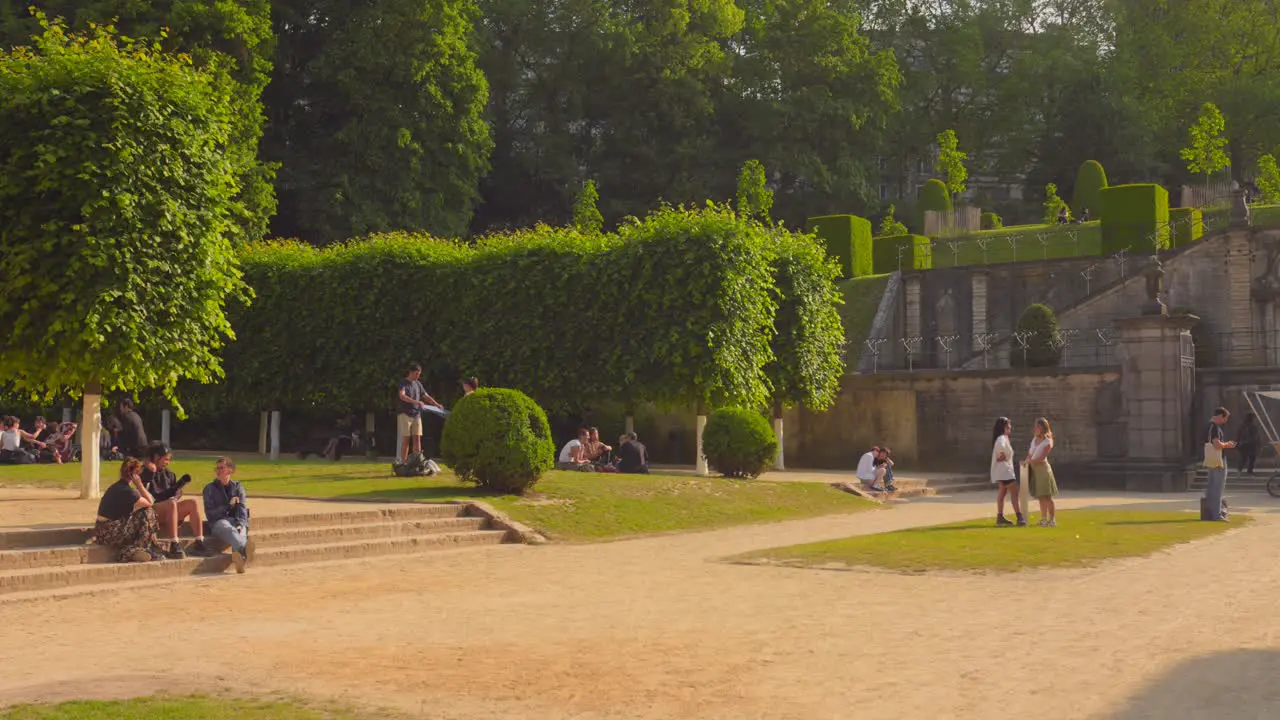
93, 459, 161, 563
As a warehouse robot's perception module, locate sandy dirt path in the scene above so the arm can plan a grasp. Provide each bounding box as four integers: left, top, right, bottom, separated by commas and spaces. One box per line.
2, 491, 1279, 719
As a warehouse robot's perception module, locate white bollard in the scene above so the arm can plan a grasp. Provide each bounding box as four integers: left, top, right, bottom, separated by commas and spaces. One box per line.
80, 391, 102, 499
61, 407, 73, 424
625, 415, 635, 436
366, 412, 376, 456
269, 410, 281, 461
258, 411, 268, 456
773, 416, 785, 471
161, 409, 171, 447
694, 414, 708, 476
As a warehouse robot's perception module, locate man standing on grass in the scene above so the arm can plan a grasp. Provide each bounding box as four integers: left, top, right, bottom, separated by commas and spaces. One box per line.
397, 364, 447, 468
1203, 407, 1235, 521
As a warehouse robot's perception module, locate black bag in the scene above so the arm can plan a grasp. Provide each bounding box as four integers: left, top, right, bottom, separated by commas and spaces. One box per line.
1200, 497, 1229, 521
391, 453, 430, 477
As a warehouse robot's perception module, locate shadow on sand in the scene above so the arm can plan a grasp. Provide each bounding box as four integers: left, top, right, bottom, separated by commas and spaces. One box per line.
1112, 649, 1280, 719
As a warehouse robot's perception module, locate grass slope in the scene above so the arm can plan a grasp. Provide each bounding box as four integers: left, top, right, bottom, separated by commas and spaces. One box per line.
0, 455, 875, 542
931, 222, 1102, 268
0, 696, 361, 720
837, 273, 890, 359
734, 509, 1246, 573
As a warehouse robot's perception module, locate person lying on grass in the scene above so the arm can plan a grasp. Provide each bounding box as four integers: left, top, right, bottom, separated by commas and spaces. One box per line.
143, 443, 210, 559
203, 456, 256, 574
94, 459, 162, 563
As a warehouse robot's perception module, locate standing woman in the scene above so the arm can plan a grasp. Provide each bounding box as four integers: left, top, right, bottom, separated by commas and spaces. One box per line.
1024, 417, 1059, 527
1237, 412, 1262, 475
990, 417, 1025, 526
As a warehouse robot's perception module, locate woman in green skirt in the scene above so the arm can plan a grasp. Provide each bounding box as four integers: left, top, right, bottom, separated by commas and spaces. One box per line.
1024, 417, 1058, 526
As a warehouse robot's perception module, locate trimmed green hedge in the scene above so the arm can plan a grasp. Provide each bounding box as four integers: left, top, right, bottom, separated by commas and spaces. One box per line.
872, 234, 932, 273
980, 212, 1003, 230
919, 179, 952, 221
1072, 160, 1108, 216
806, 214, 872, 279
1099, 183, 1170, 254
187, 206, 845, 418
1169, 207, 1204, 247
701, 407, 778, 479
930, 222, 1102, 268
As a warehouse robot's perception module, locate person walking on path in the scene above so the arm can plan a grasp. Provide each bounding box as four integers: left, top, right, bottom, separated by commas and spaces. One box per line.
1024, 417, 1058, 527
1203, 407, 1235, 522
990, 417, 1025, 526
203, 456, 256, 573
1237, 412, 1262, 475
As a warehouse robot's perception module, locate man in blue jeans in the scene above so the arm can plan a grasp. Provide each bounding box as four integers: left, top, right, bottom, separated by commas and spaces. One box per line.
203, 456, 255, 573
1204, 407, 1235, 522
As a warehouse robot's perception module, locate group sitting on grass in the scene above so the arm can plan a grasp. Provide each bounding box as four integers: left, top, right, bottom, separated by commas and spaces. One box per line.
0, 415, 79, 464
558, 426, 650, 474
93, 450, 256, 573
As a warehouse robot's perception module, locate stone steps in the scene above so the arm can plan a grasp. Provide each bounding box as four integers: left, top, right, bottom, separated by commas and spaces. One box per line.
0, 503, 514, 597
1189, 470, 1275, 492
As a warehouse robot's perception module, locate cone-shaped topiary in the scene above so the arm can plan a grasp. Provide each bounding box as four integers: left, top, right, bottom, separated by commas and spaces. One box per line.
1010, 303, 1062, 368
701, 407, 778, 479
440, 387, 555, 494
1072, 160, 1108, 217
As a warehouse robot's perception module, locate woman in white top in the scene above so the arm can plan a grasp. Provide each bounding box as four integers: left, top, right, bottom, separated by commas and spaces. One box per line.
1024, 417, 1059, 527
990, 417, 1024, 526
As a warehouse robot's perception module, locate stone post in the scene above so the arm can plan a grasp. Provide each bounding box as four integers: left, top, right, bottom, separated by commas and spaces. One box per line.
970, 270, 988, 337
258, 412, 269, 456
1110, 313, 1198, 490
269, 410, 281, 461
161, 409, 172, 447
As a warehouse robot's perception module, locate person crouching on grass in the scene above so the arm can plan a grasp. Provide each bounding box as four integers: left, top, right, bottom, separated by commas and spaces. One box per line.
94, 459, 162, 563
203, 457, 255, 573
990, 417, 1025, 526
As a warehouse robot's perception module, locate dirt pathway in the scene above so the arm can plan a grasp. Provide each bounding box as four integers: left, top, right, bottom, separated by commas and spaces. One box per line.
2, 491, 1279, 719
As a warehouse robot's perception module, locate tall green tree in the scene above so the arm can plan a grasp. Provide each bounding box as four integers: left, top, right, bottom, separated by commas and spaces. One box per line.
0, 17, 248, 495
1257, 154, 1280, 203
572, 180, 604, 233
1180, 102, 1231, 185
264, 0, 493, 243
0, 0, 276, 244
935, 128, 968, 200
735, 160, 773, 221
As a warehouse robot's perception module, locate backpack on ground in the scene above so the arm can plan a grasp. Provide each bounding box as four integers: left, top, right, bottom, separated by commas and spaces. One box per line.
392, 452, 431, 477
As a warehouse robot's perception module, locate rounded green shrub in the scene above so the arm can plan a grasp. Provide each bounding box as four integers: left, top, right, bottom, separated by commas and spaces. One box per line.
440, 388, 555, 494
919, 178, 953, 217
980, 212, 1004, 230
701, 407, 778, 479
1072, 160, 1108, 217
1010, 303, 1062, 368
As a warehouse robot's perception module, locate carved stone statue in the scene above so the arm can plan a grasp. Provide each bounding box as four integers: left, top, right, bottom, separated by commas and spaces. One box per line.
1142, 258, 1167, 316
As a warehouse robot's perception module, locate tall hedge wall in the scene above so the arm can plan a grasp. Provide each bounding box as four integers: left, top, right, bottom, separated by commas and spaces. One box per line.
806, 214, 872, 279
1099, 183, 1170, 255
1072, 160, 1108, 217
191, 206, 845, 417
872, 234, 932, 274
1169, 207, 1204, 247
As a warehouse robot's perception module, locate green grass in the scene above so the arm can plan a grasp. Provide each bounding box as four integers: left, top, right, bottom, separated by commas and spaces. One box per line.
837, 273, 890, 354
0, 696, 362, 720
1252, 203, 1280, 228
931, 222, 1102, 268
0, 454, 875, 542
732, 509, 1248, 573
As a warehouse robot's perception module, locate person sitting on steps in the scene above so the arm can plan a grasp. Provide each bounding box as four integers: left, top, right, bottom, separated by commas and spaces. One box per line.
142, 443, 209, 558
874, 447, 898, 493
203, 456, 256, 573
94, 459, 162, 563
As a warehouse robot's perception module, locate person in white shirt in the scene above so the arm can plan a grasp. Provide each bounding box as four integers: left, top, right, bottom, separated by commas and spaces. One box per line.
557, 427, 593, 472
856, 445, 883, 489
990, 417, 1024, 526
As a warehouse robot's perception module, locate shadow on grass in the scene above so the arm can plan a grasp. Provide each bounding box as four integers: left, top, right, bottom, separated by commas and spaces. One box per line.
1103, 519, 1202, 526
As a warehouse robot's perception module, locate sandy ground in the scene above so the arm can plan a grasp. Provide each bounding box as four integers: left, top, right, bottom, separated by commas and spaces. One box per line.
2, 490, 1280, 719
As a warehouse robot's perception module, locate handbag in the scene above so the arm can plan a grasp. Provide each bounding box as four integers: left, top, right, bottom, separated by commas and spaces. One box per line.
1203, 441, 1225, 469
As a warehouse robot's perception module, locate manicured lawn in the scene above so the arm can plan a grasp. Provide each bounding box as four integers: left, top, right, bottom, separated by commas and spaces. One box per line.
732, 509, 1248, 573
932, 222, 1102, 268
0, 696, 361, 720
836, 273, 890, 355
0, 454, 876, 542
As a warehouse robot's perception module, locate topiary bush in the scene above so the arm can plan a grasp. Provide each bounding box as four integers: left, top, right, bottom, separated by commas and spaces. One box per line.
1099, 183, 1170, 255
1169, 207, 1204, 247
871, 234, 932, 273
919, 178, 953, 222
806, 214, 872, 279
701, 407, 778, 479
1010, 303, 1062, 368
439, 387, 555, 494
1072, 160, 1108, 217
980, 212, 1003, 230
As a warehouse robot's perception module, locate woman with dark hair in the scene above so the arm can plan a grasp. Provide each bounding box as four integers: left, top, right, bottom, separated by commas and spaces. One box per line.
990, 417, 1024, 526
462, 377, 479, 395
93, 459, 161, 563
1238, 412, 1262, 475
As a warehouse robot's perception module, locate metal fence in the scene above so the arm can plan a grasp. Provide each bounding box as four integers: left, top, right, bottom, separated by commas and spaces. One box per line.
861, 328, 1274, 374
